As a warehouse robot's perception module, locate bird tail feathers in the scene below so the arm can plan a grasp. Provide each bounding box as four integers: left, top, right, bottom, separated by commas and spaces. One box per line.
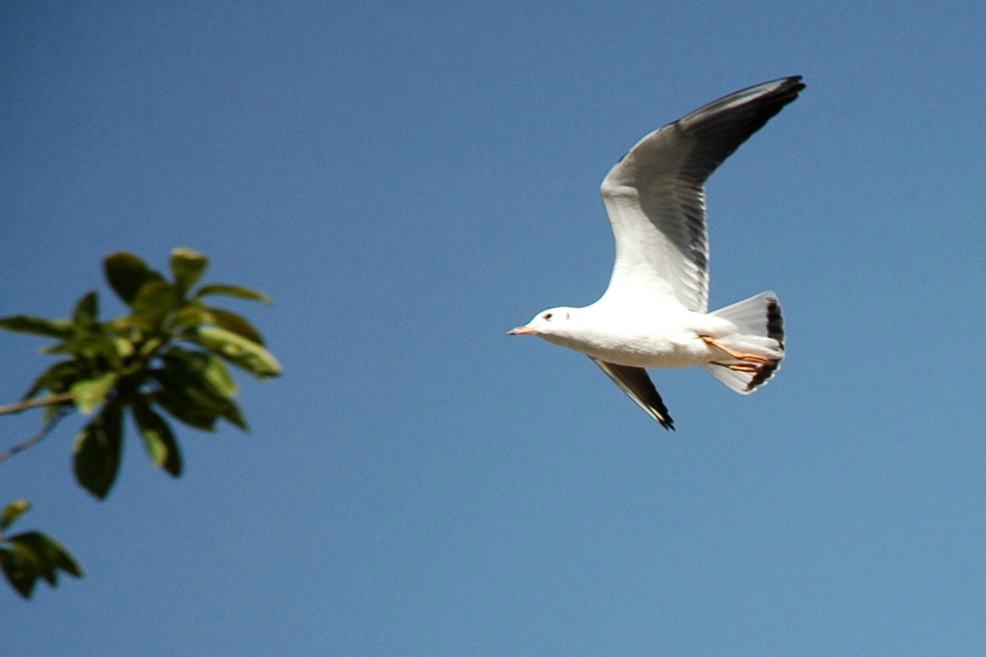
703, 291, 784, 394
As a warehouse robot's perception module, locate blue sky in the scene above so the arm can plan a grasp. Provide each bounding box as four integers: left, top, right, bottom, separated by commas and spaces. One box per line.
3, 2, 986, 655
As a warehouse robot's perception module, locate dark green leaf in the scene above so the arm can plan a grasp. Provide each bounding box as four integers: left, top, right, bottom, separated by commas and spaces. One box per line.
44, 332, 121, 363
1, 531, 83, 597
151, 349, 254, 432
221, 398, 249, 430
23, 532, 82, 578
161, 347, 238, 397
150, 390, 218, 431
132, 280, 179, 326
72, 291, 99, 327
0, 315, 74, 338
204, 307, 265, 345
173, 303, 212, 329
170, 248, 209, 294
73, 400, 123, 499
132, 397, 182, 476
22, 360, 83, 399
191, 326, 281, 378
0, 548, 37, 598
1, 500, 30, 531
160, 345, 209, 370
104, 252, 164, 306
69, 372, 117, 415
8, 532, 81, 584
157, 348, 247, 431
1, 530, 83, 597
194, 284, 272, 305
5, 535, 48, 582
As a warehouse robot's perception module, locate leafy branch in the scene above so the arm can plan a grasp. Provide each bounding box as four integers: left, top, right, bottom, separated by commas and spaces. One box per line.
0, 500, 82, 598
0, 248, 280, 597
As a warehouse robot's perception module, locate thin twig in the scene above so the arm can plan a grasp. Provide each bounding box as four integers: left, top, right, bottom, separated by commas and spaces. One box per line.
0, 393, 74, 417
0, 408, 72, 464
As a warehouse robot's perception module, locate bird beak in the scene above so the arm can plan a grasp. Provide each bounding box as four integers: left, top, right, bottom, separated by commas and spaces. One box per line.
508, 325, 536, 336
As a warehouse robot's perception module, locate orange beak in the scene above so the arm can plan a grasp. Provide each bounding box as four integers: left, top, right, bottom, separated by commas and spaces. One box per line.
508, 325, 536, 335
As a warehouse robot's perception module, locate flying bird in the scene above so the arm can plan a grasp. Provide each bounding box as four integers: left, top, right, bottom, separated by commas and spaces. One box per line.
509, 76, 804, 429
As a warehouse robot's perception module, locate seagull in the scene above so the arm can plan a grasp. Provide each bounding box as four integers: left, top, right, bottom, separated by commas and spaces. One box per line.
509, 76, 804, 430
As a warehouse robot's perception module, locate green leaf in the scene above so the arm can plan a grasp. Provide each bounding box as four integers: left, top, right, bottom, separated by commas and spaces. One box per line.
131, 397, 182, 476
194, 284, 272, 305
73, 401, 123, 499
0, 531, 83, 598
69, 372, 117, 415
162, 346, 239, 395
151, 349, 243, 430
21, 533, 82, 578
132, 280, 179, 326
173, 305, 265, 345
72, 291, 99, 327
204, 307, 265, 345
0, 547, 37, 598
149, 389, 219, 431
1, 500, 31, 531
170, 248, 209, 294
104, 252, 164, 306
22, 360, 83, 399
173, 303, 212, 329
45, 332, 121, 363
9, 532, 82, 583
0, 315, 74, 338
11, 541, 55, 585
203, 354, 238, 397
113, 336, 135, 359
191, 326, 281, 378
220, 398, 249, 430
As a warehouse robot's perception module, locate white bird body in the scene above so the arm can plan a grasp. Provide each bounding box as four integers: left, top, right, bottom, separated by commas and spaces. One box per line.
529, 305, 726, 368
510, 77, 804, 429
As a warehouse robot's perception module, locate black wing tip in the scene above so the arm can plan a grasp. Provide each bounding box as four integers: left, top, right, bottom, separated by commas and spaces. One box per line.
777, 74, 805, 88
773, 75, 806, 102
715, 75, 806, 119
747, 75, 806, 110
646, 378, 676, 431
703, 75, 807, 113
650, 389, 675, 431
591, 358, 677, 432
758, 75, 805, 96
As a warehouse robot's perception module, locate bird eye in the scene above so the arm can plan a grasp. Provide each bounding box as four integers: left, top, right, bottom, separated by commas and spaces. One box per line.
544, 312, 553, 320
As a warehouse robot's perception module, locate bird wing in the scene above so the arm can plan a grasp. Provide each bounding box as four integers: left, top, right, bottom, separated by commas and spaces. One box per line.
598, 76, 804, 313
590, 358, 674, 430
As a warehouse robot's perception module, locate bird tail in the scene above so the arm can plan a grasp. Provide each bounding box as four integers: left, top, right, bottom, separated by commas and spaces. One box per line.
703, 291, 784, 394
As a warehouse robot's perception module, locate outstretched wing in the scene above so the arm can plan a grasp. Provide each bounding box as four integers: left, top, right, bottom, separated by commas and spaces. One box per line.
599, 76, 805, 313
591, 358, 674, 430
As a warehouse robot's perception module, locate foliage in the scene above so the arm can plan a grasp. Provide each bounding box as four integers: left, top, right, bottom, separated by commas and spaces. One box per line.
0, 248, 280, 597
0, 500, 82, 598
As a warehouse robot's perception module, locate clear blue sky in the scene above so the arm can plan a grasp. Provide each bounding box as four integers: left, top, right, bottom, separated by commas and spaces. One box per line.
3, 2, 986, 655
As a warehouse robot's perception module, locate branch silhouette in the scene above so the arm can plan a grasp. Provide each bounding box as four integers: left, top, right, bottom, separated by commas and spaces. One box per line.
0, 404, 73, 464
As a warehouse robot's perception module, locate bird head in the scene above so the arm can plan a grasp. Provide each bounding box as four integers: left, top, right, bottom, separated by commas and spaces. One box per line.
508, 307, 575, 338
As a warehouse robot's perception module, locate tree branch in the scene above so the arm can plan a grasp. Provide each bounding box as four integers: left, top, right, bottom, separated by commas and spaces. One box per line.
0, 408, 72, 464
0, 393, 75, 464
0, 393, 74, 417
